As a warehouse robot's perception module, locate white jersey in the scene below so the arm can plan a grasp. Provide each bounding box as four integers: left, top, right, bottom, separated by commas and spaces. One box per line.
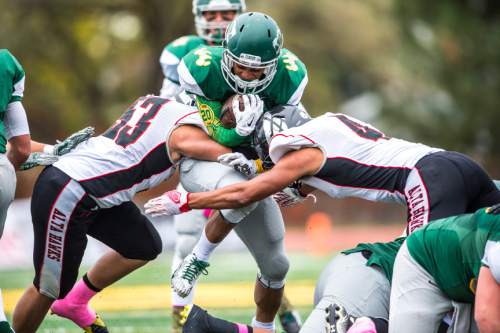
269, 113, 442, 204
54, 95, 205, 208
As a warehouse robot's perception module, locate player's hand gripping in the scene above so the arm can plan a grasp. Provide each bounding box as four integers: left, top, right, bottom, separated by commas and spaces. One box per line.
20, 126, 95, 170
273, 181, 317, 207
218, 152, 264, 177
19, 152, 60, 171
144, 189, 191, 217
234, 94, 263, 136
52, 126, 95, 156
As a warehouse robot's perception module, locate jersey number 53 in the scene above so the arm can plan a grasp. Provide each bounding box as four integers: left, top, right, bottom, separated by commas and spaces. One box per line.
103, 96, 167, 148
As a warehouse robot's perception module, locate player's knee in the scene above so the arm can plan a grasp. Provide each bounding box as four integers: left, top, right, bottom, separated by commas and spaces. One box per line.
175, 234, 199, 259
122, 229, 163, 261
258, 254, 290, 288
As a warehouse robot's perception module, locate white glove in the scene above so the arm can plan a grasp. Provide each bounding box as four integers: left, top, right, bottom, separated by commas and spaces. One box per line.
218, 152, 262, 177
234, 94, 263, 136
144, 190, 191, 217
273, 185, 317, 208
19, 152, 59, 171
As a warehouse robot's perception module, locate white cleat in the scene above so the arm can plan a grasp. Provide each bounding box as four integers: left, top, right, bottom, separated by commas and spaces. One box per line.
171, 254, 210, 297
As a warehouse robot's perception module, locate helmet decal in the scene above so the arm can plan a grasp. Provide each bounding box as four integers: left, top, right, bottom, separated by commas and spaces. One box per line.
221, 12, 283, 94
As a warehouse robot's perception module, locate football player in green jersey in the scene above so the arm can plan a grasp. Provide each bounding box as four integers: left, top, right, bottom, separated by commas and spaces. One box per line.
159, 1, 248, 332
0, 46, 29, 333
178, 11, 308, 146
168, 12, 308, 333
0, 49, 94, 333
159, 0, 246, 98
389, 205, 500, 333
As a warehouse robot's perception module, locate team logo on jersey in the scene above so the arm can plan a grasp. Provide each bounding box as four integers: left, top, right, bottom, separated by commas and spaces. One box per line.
196, 100, 222, 137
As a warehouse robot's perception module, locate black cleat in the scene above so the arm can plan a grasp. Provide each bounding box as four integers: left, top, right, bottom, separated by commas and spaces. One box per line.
182, 305, 210, 333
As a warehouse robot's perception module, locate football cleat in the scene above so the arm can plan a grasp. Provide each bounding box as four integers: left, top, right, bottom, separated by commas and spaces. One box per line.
325, 303, 356, 333
172, 254, 209, 298
172, 305, 193, 333
181, 304, 209, 333
279, 296, 302, 333
82, 315, 108, 333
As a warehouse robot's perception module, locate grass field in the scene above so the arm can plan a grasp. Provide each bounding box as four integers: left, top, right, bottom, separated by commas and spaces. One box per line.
2, 251, 331, 333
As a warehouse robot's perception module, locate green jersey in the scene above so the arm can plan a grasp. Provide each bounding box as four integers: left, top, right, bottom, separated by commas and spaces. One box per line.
160, 35, 207, 85
178, 45, 307, 146
0, 49, 25, 153
343, 237, 405, 282
407, 207, 500, 303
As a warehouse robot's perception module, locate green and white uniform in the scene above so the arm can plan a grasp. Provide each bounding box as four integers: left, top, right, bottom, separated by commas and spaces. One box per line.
177, 46, 307, 290
0, 49, 25, 153
159, 35, 207, 98
0, 49, 29, 332
0, 49, 28, 236
301, 239, 404, 333
389, 208, 500, 333
178, 45, 308, 146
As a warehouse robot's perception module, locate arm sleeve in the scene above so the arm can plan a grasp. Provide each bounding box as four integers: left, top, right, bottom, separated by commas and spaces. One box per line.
482, 240, 500, 284
194, 96, 250, 147
4, 101, 30, 139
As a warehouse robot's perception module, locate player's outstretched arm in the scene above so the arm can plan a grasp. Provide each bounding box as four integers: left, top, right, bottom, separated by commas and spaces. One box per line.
145, 147, 323, 215
168, 125, 232, 163
475, 266, 500, 333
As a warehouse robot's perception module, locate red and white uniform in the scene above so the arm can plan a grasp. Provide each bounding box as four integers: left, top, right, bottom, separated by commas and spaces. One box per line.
54, 96, 205, 208
269, 113, 443, 231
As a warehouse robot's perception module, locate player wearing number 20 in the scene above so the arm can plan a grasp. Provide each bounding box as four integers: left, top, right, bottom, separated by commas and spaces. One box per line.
178, 11, 308, 147
150, 108, 500, 235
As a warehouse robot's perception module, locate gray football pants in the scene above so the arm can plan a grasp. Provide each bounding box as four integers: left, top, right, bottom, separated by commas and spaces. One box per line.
389, 241, 475, 333
300, 252, 390, 333
180, 159, 289, 287
0, 154, 16, 238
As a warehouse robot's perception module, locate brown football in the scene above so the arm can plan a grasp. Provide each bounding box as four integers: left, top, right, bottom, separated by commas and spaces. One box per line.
220, 94, 244, 129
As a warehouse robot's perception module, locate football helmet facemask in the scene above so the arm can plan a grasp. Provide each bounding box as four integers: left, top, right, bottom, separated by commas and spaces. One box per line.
192, 0, 246, 43
222, 12, 283, 94
252, 105, 311, 169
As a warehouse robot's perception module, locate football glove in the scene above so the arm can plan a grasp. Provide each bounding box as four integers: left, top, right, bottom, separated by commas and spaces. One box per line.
217, 152, 264, 177
273, 182, 317, 208
52, 126, 95, 156
144, 189, 191, 217
234, 94, 263, 136
486, 203, 500, 215
19, 152, 59, 171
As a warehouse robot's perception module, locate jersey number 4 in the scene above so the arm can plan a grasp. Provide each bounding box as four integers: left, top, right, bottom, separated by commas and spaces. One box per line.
103, 96, 167, 148
334, 114, 387, 141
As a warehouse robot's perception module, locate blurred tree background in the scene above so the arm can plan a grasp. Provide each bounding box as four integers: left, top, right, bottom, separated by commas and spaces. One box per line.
1, 0, 499, 201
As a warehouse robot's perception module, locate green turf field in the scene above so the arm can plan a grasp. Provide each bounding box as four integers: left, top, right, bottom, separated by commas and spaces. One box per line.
2, 251, 331, 333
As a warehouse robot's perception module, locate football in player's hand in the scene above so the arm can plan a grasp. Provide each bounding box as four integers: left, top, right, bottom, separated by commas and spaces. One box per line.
221, 94, 243, 129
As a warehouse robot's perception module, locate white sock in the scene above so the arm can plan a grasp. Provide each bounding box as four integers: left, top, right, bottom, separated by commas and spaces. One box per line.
192, 229, 219, 262
0, 289, 7, 322
171, 286, 195, 307
252, 317, 275, 332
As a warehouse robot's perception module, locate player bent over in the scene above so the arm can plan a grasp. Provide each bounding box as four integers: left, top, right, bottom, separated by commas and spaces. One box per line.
11, 95, 235, 333
389, 204, 500, 333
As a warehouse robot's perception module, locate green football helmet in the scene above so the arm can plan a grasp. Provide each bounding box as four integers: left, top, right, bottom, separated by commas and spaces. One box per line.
192, 0, 246, 43
222, 12, 283, 94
